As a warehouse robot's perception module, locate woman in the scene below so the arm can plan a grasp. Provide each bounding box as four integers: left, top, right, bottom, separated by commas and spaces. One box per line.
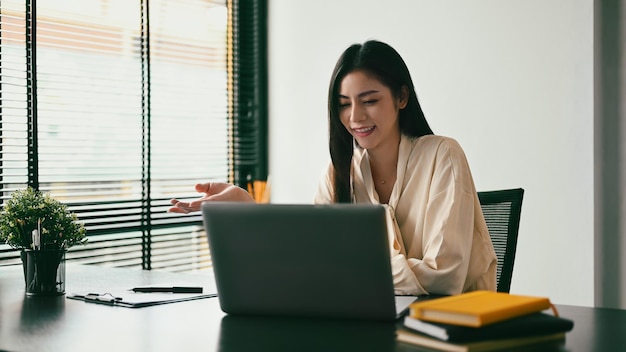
169, 40, 497, 296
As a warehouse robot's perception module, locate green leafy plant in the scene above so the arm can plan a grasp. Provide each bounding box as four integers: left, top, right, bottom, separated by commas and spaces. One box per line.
0, 187, 87, 251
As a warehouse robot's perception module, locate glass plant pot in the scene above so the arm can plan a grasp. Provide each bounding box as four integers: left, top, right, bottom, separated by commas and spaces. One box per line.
20, 249, 66, 296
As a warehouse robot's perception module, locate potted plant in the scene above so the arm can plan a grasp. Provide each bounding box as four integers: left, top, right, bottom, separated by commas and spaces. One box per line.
0, 187, 87, 296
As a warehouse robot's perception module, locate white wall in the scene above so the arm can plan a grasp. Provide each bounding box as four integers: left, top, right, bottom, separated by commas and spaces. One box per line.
268, 0, 594, 307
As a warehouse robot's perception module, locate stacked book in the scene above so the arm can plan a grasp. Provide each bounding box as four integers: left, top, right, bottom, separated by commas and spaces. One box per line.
396, 291, 574, 352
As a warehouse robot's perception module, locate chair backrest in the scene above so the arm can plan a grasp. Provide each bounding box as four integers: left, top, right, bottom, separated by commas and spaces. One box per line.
477, 188, 524, 293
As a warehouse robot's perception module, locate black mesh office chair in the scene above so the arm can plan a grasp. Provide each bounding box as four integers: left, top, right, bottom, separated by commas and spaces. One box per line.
477, 188, 524, 293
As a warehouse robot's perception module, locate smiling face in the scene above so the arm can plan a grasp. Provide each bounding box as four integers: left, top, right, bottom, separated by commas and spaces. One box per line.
338, 70, 407, 153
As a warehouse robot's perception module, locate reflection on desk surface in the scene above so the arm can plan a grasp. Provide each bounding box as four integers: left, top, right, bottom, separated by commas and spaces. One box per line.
217, 314, 396, 352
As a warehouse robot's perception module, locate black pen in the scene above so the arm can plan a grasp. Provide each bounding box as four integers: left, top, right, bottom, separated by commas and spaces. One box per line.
131, 286, 203, 293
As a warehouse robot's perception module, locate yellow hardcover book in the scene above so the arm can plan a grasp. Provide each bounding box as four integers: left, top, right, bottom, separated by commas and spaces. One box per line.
409, 291, 552, 327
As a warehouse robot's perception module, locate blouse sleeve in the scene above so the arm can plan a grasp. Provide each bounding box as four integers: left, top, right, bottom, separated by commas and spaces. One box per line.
313, 162, 334, 205
390, 138, 479, 296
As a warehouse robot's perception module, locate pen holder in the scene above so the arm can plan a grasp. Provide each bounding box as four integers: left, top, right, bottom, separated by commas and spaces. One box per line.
21, 249, 66, 296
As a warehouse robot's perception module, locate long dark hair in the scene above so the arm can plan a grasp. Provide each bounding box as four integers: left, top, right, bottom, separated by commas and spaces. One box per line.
327, 40, 434, 203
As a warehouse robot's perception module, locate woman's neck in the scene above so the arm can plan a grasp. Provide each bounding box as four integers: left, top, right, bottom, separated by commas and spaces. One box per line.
367, 133, 400, 168
367, 134, 401, 194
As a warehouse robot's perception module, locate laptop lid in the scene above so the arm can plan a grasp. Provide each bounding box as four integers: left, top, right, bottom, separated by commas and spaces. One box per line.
202, 202, 409, 321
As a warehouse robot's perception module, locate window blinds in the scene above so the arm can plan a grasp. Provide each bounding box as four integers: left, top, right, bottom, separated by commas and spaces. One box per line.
230, 0, 267, 188
0, 0, 233, 272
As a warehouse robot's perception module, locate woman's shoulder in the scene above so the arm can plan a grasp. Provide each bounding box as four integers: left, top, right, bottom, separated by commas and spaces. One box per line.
404, 134, 475, 189
407, 134, 465, 154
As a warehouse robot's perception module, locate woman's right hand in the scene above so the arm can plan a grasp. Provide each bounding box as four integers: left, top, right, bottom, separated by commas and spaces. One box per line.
168, 182, 254, 214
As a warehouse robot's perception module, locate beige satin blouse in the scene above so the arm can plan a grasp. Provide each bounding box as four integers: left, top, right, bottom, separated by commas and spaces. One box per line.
315, 134, 497, 295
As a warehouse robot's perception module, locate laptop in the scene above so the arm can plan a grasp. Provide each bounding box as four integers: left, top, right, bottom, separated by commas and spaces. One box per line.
202, 202, 417, 321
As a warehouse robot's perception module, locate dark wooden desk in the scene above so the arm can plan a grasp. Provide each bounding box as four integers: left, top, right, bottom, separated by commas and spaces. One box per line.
0, 264, 624, 352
